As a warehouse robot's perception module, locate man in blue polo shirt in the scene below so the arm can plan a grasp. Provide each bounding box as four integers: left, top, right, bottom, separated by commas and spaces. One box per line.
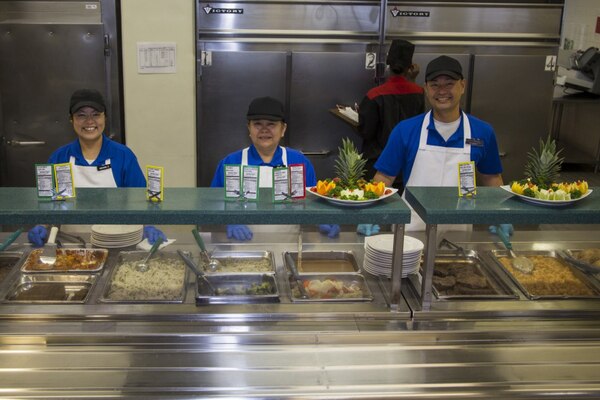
211, 96, 339, 240
373, 55, 506, 232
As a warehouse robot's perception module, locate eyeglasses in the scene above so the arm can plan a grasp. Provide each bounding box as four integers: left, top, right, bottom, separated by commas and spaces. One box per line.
73, 112, 104, 122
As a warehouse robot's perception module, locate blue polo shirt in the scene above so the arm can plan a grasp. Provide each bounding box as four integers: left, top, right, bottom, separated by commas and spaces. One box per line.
374, 112, 503, 183
48, 134, 146, 188
211, 145, 317, 187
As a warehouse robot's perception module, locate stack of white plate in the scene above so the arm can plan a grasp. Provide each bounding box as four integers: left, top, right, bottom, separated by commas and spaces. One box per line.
363, 234, 424, 278
91, 225, 144, 248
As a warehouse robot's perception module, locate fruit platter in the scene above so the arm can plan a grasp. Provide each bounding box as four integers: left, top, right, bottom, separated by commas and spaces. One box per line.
308, 138, 398, 206
505, 136, 591, 206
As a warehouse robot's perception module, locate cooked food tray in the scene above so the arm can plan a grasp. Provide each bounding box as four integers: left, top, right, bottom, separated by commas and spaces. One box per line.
21, 248, 108, 273
284, 251, 360, 274
196, 274, 280, 305
489, 250, 600, 299
288, 274, 373, 302
206, 251, 276, 274
4, 273, 96, 303
431, 250, 518, 300
0, 252, 23, 285
562, 249, 600, 275
100, 251, 188, 303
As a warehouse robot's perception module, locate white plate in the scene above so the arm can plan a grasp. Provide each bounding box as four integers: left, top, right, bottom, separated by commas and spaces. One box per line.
500, 185, 593, 207
365, 234, 424, 254
91, 225, 144, 235
307, 186, 398, 207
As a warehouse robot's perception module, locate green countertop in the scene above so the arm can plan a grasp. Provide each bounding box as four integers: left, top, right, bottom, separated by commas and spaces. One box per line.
0, 187, 411, 225
405, 186, 600, 224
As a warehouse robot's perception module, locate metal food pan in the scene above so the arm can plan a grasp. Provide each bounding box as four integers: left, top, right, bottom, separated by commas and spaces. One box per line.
206, 251, 276, 274
0, 252, 24, 285
99, 251, 189, 304
284, 251, 360, 274
287, 274, 373, 303
21, 248, 108, 273
431, 250, 518, 300
196, 274, 279, 305
562, 249, 600, 275
488, 249, 600, 300
4, 273, 97, 303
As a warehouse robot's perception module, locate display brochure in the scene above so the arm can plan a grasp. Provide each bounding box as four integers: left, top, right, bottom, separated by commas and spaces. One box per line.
35, 164, 55, 199
146, 165, 164, 202
289, 163, 306, 199
242, 165, 259, 201
224, 164, 242, 200
53, 163, 76, 199
458, 161, 477, 197
272, 167, 290, 202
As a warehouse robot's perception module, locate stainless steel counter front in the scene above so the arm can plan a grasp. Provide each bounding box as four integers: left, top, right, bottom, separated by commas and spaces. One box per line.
1, 228, 600, 398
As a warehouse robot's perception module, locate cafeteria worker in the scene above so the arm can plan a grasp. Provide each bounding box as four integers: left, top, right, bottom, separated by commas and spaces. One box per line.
27, 89, 165, 247
211, 96, 340, 241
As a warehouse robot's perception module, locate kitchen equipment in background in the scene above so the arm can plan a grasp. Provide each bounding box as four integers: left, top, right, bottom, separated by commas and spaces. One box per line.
557, 47, 600, 95
0, 0, 122, 187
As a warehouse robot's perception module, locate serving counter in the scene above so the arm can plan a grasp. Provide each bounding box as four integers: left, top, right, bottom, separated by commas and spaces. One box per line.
1, 187, 600, 398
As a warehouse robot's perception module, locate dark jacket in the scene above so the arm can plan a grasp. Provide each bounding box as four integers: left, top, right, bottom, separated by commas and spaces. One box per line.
357, 75, 424, 161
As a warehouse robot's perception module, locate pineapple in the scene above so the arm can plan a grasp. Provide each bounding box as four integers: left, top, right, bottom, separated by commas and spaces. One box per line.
523, 135, 564, 187
334, 138, 366, 188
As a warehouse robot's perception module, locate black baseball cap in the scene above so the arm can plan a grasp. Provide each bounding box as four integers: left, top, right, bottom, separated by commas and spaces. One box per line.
69, 89, 106, 114
425, 56, 463, 81
246, 97, 285, 122
386, 39, 415, 70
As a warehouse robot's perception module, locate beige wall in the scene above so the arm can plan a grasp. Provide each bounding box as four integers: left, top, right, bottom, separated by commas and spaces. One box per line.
121, 0, 196, 187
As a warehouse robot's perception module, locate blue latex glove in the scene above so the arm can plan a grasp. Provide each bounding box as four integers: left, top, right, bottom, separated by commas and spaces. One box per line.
319, 224, 340, 238
143, 225, 167, 245
227, 224, 253, 241
357, 224, 380, 236
28, 225, 48, 248
488, 224, 514, 237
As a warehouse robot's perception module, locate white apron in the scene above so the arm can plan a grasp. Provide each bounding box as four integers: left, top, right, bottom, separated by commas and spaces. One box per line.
241, 146, 296, 234
403, 111, 472, 232
241, 146, 288, 188
62, 156, 118, 235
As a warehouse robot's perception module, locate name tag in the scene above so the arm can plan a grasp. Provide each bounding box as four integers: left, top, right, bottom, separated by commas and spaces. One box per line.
465, 138, 483, 147
97, 164, 112, 171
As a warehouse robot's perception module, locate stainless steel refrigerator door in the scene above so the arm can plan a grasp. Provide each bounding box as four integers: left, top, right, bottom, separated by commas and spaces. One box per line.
470, 54, 555, 182
0, 0, 121, 187
288, 51, 376, 180
196, 50, 287, 186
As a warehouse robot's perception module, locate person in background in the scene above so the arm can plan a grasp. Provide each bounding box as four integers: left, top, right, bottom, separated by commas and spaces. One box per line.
211, 96, 339, 241
357, 39, 425, 190
363, 55, 512, 236
28, 89, 165, 247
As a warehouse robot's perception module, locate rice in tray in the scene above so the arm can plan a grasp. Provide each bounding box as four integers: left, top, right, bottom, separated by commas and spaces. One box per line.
107, 258, 186, 301
216, 257, 272, 273
498, 256, 595, 296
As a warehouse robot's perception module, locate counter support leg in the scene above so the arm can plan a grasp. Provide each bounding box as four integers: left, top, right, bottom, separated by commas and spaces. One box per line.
390, 224, 405, 312
420, 223, 437, 311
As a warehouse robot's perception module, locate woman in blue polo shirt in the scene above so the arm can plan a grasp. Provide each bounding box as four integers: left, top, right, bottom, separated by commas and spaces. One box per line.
28, 89, 164, 246
211, 96, 339, 241
373, 56, 507, 232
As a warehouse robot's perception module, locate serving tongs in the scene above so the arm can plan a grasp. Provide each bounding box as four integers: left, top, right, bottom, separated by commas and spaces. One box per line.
438, 238, 467, 257
495, 226, 534, 274
562, 252, 600, 275
177, 249, 216, 295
